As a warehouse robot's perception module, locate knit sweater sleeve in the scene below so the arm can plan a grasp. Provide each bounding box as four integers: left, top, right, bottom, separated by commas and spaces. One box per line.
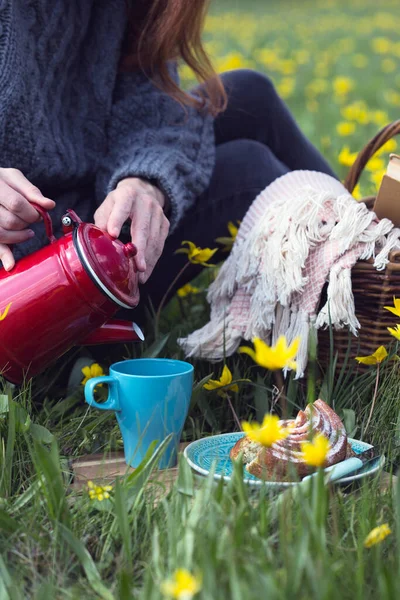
96, 64, 216, 232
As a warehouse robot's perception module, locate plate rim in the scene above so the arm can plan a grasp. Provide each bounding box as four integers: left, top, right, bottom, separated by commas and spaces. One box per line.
183, 433, 385, 487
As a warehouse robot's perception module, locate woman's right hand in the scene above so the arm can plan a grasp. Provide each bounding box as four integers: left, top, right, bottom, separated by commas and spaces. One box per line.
0, 168, 55, 271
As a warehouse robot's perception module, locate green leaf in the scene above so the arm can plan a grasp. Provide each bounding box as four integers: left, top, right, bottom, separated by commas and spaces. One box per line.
0, 509, 20, 534
142, 333, 170, 358
0, 395, 9, 415
114, 479, 132, 561
58, 525, 115, 600
29, 424, 54, 444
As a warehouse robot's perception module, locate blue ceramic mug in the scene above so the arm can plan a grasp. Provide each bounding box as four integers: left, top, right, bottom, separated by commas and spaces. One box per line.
84, 358, 194, 469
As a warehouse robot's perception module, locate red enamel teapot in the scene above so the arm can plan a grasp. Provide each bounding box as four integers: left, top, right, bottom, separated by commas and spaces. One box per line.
0, 204, 144, 384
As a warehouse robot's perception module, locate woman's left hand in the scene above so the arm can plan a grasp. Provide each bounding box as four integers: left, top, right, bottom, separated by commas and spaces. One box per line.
94, 177, 170, 284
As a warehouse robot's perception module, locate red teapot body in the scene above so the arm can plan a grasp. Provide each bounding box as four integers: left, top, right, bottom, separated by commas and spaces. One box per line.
0, 206, 143, 384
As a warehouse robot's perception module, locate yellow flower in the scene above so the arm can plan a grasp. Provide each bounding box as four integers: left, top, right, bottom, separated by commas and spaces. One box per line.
177, 284, 200, 298
242, 414, 291, 447
239, 336, 299, 371
215, 220, 240, 252
352, 184, 362, 200
338, 146, 358, 167
336, 122, 356, 137
370, 169, 386, 190
371, 37, 392, 54
341, 101, 369, 124
216, 52, 246, 72
382, 58, 397, 73
384, 297, 400, 318
0, 302, 11, 321
333, 76, 354, 97
203, 365, 239, 397
387, 324, 400, 341
355, 346, 388, 365
364, 524, 392, 548
277, 77, 295, 99
370, 110, 389, 127
301, 433, 330, 468
161, 569, 202, 600
365, 156, 385, 172
81, 363, 104, 385
376, 139, 397, 156
87, 480, 112, 501
175, 241, 218, 267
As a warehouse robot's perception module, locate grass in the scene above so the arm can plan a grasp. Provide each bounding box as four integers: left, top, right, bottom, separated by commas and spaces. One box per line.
2, 0, 400, 597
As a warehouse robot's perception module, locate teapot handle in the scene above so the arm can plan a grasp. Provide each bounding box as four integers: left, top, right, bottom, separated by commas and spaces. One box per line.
29, 202, 56, 243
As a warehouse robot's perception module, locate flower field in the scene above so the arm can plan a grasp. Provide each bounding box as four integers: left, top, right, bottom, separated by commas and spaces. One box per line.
1, 0, 400, 598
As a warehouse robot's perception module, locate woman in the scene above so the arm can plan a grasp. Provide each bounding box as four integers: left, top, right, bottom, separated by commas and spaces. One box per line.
0, 0, 334, 319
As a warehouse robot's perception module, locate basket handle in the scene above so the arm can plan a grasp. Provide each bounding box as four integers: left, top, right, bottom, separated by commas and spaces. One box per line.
344, 119, 400, 193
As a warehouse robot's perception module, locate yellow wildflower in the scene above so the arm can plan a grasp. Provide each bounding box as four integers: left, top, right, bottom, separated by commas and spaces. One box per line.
370, 169, 386, 190
352, 184, 362, 200
215, 220, 240, 251
336, 122, 356, 137
341, 101, 369, 125
176, 241, 218, 267
384, 90, 400, 106
376, 139, 397, 156
365, 156, 385, 172
216, 52, 246, 72
382, 58, 397, 74
242, 414, 291, 448
0, 302, 11, 321
277, 77, 295, 99
364, 524, 392, 548
371, 37, 391, 54
301, 433, 330, 468
239, 336, 299, 371
338, 146, 358, 167
333, 76, 354, 97
387, 324, 400, 341
87, 480, 112, 501
370, 110, 389, 127
203, 365, 239, 397
81, 363, 104, 385
355, 346, 388, 365
177, 284, 200, 298
384, 297, 400, 318
161, 569, 202, 600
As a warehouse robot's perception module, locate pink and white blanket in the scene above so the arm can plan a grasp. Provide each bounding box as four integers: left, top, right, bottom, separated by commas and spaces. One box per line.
178, 171, 400, 377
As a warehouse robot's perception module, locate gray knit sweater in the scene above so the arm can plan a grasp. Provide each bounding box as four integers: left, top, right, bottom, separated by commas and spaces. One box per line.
0, 0, 215, 259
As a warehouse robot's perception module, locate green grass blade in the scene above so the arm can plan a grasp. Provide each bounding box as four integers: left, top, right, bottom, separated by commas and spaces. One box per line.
58, 524, 115, 600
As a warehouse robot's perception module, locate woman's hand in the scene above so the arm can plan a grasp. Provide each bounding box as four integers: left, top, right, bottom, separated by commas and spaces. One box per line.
0, 168, 55, 271
94, 177, 170, 284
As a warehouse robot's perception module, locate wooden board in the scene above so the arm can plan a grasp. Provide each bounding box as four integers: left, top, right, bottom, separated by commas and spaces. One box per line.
71, 446, 397, 493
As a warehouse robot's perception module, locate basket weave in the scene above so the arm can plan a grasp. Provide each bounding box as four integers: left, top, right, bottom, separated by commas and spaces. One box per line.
318, 120, 400, 369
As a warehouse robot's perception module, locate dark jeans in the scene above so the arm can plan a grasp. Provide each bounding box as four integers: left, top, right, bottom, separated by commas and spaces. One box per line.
128, 69, 336, 324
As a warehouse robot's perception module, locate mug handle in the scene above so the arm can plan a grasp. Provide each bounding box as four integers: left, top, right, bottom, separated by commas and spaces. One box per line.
84, 376, 121, 411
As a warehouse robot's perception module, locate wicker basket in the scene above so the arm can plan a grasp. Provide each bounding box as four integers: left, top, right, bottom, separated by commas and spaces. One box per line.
318, 120, 400, 370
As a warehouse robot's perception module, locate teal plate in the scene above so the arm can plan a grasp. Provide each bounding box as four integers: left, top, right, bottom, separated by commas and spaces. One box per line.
183, 433, 385, 488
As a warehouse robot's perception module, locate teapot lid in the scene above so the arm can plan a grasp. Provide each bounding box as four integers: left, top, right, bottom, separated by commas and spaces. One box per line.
75, 223, 139, 309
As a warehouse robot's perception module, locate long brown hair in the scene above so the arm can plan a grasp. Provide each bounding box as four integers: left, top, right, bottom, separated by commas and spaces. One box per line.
122, 0, 227, 115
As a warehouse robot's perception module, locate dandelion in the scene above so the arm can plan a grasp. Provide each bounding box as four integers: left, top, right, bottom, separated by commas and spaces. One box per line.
277, 77, 295, 99
382, 58, 397, 73
239, 336, 299, 371
81, 363, 104, 385
365, 156, 385, 172
161, 569, 202, 600
333, 76, 354, 97
204, 365, 239, 397
242, 414, 291, 447
371, 37, 391, 54
370, 169, 386, 189
175, 241, 218, 267
364, 524, 392, 548
177, 284, 200, 298
338, 146, 358, 167
300, 433, 330, 468
352, 54, 368, 68
352, 184, 362, 200
87, 481, 112, 501
0, 302, 11, 321
336, 122, 356, 137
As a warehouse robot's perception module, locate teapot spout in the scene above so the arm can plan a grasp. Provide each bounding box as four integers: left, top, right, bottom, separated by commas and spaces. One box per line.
80, 319, 144, 345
